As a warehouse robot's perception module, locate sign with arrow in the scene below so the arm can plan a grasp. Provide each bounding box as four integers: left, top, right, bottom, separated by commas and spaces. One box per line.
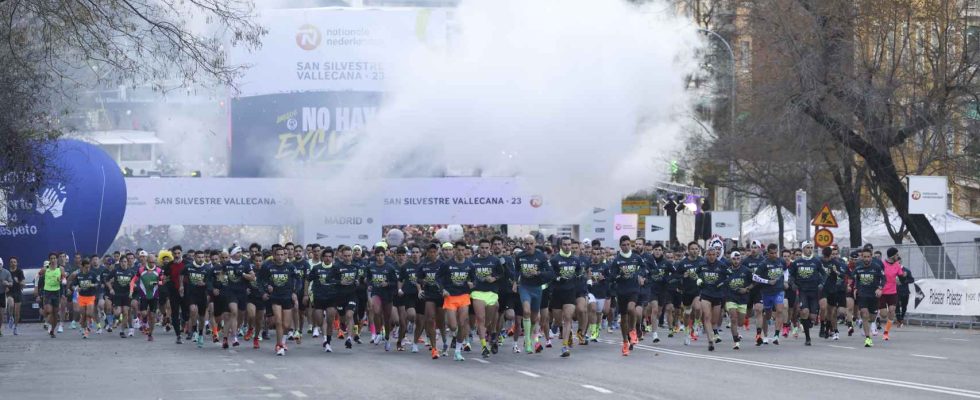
644, 215, 669, 241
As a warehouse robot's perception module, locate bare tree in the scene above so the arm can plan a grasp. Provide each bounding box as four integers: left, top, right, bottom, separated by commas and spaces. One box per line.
0, 0, 264, 202
750, 0, 978, 276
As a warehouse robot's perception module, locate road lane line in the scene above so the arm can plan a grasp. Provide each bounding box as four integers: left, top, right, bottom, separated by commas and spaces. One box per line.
517, 370, 540, 378
289, 390, 308, 398
597, 339, 980, 398
828, 345, 856, 350
473, 358, 490, 364
942, 338, 969, 342
263, 374, 278, 380
245, 359, 256, 364
911, 354, 948, 360
582, 384, 613, 394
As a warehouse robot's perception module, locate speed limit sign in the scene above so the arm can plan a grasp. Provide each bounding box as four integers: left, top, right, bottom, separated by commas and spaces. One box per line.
814, 228, 834, 247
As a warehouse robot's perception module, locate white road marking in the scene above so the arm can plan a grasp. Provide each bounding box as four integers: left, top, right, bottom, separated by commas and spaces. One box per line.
229, 349, 238, 354
245, 359, 256, 364
258, 387, 273, 391
227, 363, 241, 367
263, 374, 278, 380
473, 358, 490, 364
581, 384, 613, 394
517, 370, 540, 378
942, 338, 969, 342
827, 345, 856, 350
289, 390, 308, 398
265, 394, 282, 398
911, 354, 948, 360
598, 339, 980, 398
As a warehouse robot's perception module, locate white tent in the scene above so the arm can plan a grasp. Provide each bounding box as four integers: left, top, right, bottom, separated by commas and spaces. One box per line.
739, 206, 980, 247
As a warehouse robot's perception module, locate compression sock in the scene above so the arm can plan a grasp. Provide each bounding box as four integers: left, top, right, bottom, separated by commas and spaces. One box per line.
481, 338, 487, 349
801, 319, 812, 340
522, 318, 532, 342
885, 320, 892, 333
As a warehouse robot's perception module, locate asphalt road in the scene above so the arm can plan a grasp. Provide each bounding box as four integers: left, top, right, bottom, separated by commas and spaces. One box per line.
1, 323, 978, 400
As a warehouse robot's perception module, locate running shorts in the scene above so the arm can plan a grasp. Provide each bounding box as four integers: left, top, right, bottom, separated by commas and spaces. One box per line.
222, 291, 247, 308
313, 296, 334, 310
636, 292, 650, 308
78, 295, 96, 308
395, 293, 417, 309
471, 290, 499, 307
700, 294, 724, 307
762, 292, 784, 311
799, 290, 820, 312
498, 291, 515, 311
785, 288, 798, 308
518, 285, 543, 312
111, 294, 131, 308
540, 287, 552, 310
682, 292, 698, 307
138, 298, 159, 312
42, 290, 61, 308
748, 287, 763, 305
371, 288, 395, 304
826, 291, 846, 308
267, 296, 293, 310
725, 302, 747, 314
443, 294, 471, 311
7, 291, 22, 304
877, 293, 898, 309
187, 289, 209, 312
616, 292, 639, 313
667, 290, 683, 308
595, 298, 606, 312
857, 296, 878, 311
550, 289, 576, 308
333, 293, 358, 313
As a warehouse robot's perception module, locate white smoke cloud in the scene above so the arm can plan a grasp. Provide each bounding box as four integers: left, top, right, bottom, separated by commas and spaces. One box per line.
315, 0, 699, 216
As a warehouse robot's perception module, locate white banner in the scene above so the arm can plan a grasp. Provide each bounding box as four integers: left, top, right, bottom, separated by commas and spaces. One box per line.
303, 200, 381, 247
580, 204, 618, 246
613, 214, 638, 241
710, 211, 740, 240
230, 8, 448, 96
908, 176, 947, 215
910, 279, 980, 316
379, 178, 550, 225
644, 215, 669, 242
123, 178, 302, 226
795, 189, 807, 242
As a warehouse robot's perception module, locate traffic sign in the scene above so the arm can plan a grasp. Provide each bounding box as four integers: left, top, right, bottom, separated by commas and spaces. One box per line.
812, 203, 839, 227
814, 228, 834, 247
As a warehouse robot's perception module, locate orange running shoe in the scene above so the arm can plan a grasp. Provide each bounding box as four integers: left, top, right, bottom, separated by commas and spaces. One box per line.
629, 330, 638, 345
431, 347, 439, 359
244, 327, 254, 341
883, 332, 890, 341
338, 330, 345, 339
622, 341, 630, 356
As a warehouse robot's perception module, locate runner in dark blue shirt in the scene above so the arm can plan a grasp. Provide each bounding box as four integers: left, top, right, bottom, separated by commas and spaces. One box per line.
607, 235, 646, 356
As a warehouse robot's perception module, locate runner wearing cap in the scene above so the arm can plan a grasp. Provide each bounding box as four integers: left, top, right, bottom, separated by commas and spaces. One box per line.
724, 250, 753, 349
438, 241, 475, 361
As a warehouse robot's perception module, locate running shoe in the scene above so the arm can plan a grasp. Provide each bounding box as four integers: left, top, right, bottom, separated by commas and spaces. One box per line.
463, 342, 472, 352
848, 326, 854, 336
782, 325, 789, 337
276, 344, 285, 356
629, 330, 638, 345
772, 337, 779, 345
755, 333, 763, 346
323, 341, 332, 353
385, 340, 393, 352
312, 327, 320, 338
833, 332, 840, 341
120, 331, 126, 338
684, 336, 691, 346
147, 334, 154, 342
534, 342, 544, 353
545, 339, 552, 349
57, 324, 64, 333
353, 334, 362, 344
560, 346, 570, 358
763, 337, 770, 345
652, 332, 660, 343
411, 343, 419, 353
244, 328, 254, 341
714, 335, 722, 344
176, 335, 183, 344
514, 343, 522, 353
621, 341, 630, 356
482, 346, 491, 358
667, 331, 674, 338
733, 341, 741, 350
864, 337, 873, 347
431, 348, 439, 359
222, 337, 229, 349
233, 338, 240, 347
71, 320, 78, 330
12, 325, 17, 335
805, 339, 812, 346
708, 342, 714, 351
345, 338, 353, 349
792, 326, 799, 338
253, 338, 260, 349
883, 332, 890, 341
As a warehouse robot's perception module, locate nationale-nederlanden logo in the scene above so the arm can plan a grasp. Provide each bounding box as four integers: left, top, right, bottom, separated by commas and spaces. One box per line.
296, 24, 321, 51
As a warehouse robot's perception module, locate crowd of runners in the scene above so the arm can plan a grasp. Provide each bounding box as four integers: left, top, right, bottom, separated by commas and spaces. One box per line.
0, 235, 915, 361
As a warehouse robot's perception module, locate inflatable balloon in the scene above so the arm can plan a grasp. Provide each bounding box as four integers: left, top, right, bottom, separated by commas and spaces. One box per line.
434, 228, 451, 244
386, 228, 405, 246
448, 224, 464, 241
168, 225, 186, 242
0, 139, 127, 269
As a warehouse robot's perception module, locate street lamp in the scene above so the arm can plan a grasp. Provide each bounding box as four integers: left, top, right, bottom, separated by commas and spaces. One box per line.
697, 28, 737, 210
